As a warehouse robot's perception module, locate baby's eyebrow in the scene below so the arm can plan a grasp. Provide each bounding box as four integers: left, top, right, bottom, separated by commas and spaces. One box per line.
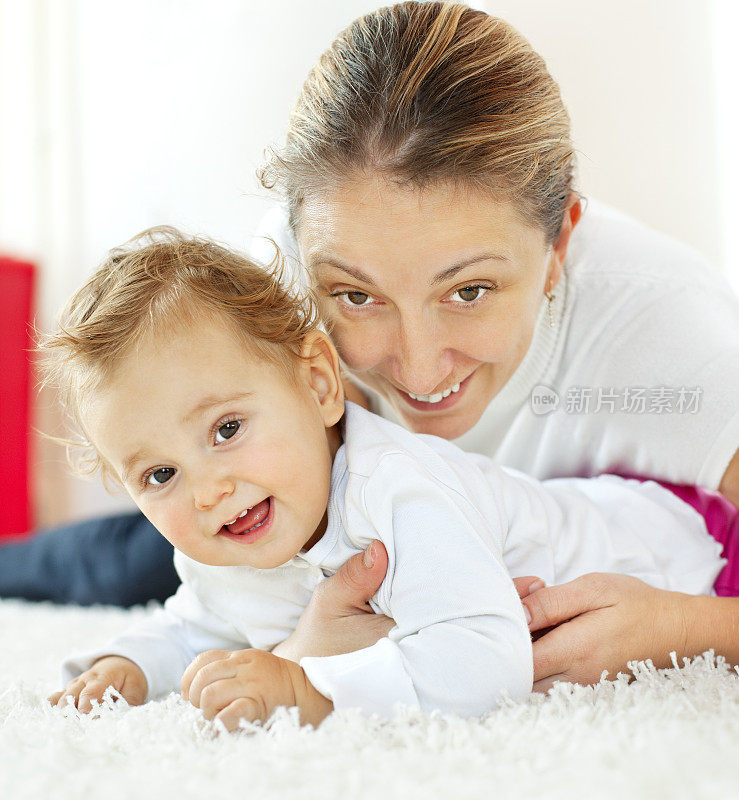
181, 391, 254, 425
121, 450, 148, 484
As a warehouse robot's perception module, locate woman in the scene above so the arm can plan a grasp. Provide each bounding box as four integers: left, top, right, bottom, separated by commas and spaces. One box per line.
3, 1, 738, 690
255, 1, 739, 690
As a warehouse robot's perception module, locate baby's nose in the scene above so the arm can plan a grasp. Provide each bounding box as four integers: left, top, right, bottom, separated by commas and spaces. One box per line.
193, 478, 235, 510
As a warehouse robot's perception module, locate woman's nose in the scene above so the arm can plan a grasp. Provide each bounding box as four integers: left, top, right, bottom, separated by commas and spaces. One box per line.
393, 321, 453, 395
193, 476, 235, 511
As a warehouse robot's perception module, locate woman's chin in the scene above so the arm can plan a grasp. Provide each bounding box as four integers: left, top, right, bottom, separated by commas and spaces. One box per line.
396, 405, 482, 440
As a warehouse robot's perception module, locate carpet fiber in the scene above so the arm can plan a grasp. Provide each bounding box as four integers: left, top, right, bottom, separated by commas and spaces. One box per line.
1, 598, 737, 799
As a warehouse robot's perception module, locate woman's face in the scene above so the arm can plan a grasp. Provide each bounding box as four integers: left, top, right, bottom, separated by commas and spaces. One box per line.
296, 176, 572, 439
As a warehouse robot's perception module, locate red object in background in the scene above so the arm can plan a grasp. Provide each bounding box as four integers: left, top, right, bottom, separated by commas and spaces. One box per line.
0, 256, 35, 540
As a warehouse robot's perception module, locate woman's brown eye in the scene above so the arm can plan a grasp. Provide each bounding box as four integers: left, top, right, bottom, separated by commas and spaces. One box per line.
346, 291, 369, 305
456, 286, 483, 302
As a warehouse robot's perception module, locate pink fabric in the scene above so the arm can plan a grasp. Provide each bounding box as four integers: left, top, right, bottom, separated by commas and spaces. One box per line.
648, 481, 738, 597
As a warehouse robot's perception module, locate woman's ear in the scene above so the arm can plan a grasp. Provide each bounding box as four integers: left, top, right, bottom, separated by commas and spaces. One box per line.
298, 331, 345, 426
547, 192, 583, 290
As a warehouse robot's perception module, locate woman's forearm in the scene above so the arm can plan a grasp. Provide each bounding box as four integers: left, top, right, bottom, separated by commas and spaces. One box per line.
684, 594, 739, 663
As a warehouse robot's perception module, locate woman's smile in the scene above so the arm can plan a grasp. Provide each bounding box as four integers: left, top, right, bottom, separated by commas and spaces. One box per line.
393, 370, 476, 413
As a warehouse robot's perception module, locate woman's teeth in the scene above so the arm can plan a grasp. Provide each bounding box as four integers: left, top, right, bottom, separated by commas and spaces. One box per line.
407, 383, 461, 404
224, 507, 250, 526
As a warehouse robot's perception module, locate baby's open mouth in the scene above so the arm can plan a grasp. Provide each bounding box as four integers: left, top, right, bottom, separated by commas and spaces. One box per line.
220, 498, 272, 536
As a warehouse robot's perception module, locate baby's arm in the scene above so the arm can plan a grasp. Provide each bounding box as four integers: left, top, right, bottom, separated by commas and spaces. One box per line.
300, 457, 533, 717
54, 580, 247, 709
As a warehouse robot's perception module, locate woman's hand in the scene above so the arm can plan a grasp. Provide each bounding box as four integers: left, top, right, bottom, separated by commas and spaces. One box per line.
520, 573, 694, 692
272, 540, 396, 662
181, 648, 333, 730
269, 553, 552, 666
269, 547, 709, 697
48, 655, 148, 712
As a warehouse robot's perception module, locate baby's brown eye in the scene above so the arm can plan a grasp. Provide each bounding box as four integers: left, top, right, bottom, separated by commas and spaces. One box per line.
215, 420, 241, 443
456, 286, 483, 302
148, 467, 176, 486
346, 291, 370, 305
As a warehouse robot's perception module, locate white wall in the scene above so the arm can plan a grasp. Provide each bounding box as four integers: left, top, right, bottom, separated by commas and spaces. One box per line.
715, 0, 739, 296
1, 0, 736, 525
481, 0, 723, 266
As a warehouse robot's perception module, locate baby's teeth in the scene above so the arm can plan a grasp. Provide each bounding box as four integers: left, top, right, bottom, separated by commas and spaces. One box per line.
450, 382, 460, 393
225, 507, 251, 526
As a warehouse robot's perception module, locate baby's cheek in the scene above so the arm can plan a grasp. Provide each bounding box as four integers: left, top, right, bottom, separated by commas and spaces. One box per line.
142, 503, 191, 550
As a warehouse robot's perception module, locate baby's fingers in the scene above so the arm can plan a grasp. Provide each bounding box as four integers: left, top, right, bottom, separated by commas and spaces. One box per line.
77, 679, 115, 713
47, 690, 65, 706
49, 677, 111, 713
215, 696, 263, 732
49, 676, 88, 709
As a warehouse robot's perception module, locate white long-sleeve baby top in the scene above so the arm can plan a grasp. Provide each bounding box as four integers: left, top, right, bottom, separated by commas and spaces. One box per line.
62, 403, 725, 718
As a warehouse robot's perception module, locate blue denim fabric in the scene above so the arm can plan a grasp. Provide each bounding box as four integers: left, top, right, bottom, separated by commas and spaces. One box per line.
0, 511, 179, 606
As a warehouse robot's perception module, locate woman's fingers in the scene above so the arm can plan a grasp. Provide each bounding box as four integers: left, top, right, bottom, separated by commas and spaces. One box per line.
271, 541, 395, 662
529, 619, 586, 688
511, 576, 546, 599
526, 575, 680, 691
522, 573, 613, 632
318, 539, 389, 612
532, 671, 568, 694
523, 575, 614, 687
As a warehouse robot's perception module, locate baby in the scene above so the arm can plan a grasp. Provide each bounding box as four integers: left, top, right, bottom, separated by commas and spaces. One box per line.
46, 229, 725, 729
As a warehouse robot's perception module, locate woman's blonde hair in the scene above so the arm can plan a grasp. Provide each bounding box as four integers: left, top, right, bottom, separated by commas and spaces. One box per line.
39, 227, 317, 480
260, 1, 575, 242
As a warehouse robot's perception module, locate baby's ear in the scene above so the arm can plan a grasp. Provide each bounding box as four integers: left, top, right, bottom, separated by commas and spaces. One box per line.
299, 331, 345, 425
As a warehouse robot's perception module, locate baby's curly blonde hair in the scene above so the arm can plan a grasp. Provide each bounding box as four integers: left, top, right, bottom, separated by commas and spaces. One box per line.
38, 227, 318, 482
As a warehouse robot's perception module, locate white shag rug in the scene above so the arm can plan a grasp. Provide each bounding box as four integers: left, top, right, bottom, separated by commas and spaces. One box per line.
1, 599, 738, 800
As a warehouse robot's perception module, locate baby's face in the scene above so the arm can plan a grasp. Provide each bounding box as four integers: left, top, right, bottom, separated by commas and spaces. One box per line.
84, 319, 343, 568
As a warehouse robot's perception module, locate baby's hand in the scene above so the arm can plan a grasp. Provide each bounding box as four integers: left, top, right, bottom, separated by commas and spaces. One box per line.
48, 655, 148, 713
181, 648, 333, 731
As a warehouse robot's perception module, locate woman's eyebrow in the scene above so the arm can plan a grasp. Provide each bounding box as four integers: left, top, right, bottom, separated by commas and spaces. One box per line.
313, 253, 510, 288
313, 259, 378, 287
430, 253, 510, 286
